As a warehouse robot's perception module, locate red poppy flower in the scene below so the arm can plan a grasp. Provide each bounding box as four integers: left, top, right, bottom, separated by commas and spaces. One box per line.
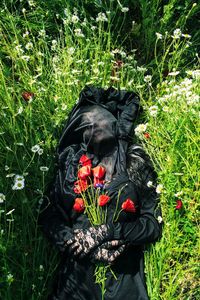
73, 198, 85, 213
144, 132, 150, 139
73, 179, 88, 194
79, 154, 92, 167
175, 199, 183, 210
98, 194, 110, 206
121, 198, 136, 213
22, 91, 34, 102
78, 165, 92, 180
93, 166, 106, 179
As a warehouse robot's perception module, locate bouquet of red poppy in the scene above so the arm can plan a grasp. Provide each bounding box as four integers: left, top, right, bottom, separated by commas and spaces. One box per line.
72, 154, 137, 299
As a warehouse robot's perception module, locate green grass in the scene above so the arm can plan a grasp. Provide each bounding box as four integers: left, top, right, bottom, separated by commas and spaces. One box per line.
0, 1, 199, 299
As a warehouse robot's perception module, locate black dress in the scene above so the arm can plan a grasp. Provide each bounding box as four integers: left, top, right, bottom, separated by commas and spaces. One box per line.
38, 86, 162, 300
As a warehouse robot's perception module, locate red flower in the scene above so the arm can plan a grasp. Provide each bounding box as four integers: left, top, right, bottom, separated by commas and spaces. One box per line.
78, 165, 92, 180
79, 155, 92, 167
93, 166, 106, 179
73, 179, 88, 194
175, 199, 183, 210
98, 194, 110, 206
73, 198, 85, 213
22, 91, 34, 102
144, 132, 150, 139
122, 198, 136, 213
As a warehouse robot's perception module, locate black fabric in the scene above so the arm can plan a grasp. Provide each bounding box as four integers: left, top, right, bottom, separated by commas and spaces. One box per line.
38, 86, 162, 300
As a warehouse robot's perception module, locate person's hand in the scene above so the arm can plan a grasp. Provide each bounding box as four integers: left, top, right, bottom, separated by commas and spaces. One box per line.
90, 240, 126, 264
65, 224, 114, 258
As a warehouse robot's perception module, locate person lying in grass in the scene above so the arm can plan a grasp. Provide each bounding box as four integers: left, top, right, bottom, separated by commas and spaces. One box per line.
39, 85, 162, 300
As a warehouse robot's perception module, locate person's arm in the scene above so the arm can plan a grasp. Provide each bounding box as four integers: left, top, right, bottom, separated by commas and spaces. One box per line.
110, 145, 162, 245
38, 171, 74, 252
38, 144, 80, 253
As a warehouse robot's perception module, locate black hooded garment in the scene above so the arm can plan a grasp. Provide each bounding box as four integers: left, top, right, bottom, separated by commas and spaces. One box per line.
38, 86, 162, 300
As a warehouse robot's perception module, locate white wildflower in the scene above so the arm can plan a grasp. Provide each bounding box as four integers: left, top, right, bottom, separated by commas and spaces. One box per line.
12, 180, 25, 190
134, 123, 147, 136
168, 71, 180, 76
67, 47, 75, 55
119, 50, 126, 58
137, 66, 147, 72
174, 191, 183, 197
61, 103, 68, 111
6, 173, 15, 178
157, 216, 163, 224
0, 193, 5, 204
40, 166, 49, 172
22, 8, 26, 14
21, 55, 30, 61
121, 7, 129, 13
15, 45, 24, 55
74, 28, 84, 38
149, 105, 158, 117
144, 75, 152, 82
156, 184, 164, 194
39, 29, 46, 37
186, 69, 200, 79
38, 148, 43, 155
110, 76, 120, 82
28, 0, 35, 7
156, 32, 163, 40
91, 26, 97, 31
14, 175, 24, 182
93, 68, 99, 74
96, 12, 108, 22
6, 209, 15, 215
17, 107, 23, 114
25, 42, 33, 50
71, 15, 79, 23
5, 165, 9, 171
23, 31, 29, 38
162, 106, 171, 112
172, 28, 182, 39
182, 33, 191, 38
31, 144, 40, 153
7, 273, 14, 284
39, 265, 44, 272
147, 181, 153, 188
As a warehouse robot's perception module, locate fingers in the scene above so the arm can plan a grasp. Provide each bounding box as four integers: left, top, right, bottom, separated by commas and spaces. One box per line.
65, 238, 75, 247
100, 239, 125, 250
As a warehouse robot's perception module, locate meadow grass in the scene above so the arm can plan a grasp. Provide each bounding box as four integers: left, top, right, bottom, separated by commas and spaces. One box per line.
0, 1, 199, 299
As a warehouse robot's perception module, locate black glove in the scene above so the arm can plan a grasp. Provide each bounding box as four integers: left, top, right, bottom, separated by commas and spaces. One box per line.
90, 240, 126, 264
65, 224, 115, 258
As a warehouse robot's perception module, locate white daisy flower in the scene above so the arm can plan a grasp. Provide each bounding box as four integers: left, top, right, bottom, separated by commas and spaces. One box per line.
96, 12, 108, 22
0, 193, 5, 204
25, 42, 33, 50
156, 32, 163, 40
71, 15, 79, 23
149, 105, 158, 117
156, 184, 164, 194
147, 181, 153, 188
40, 166, 49, 172
12, 180, 25, 190
14, 175, 24, 182
121, 7, 129, 13
134, 123, 148, 136
31, 145, 40, 153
